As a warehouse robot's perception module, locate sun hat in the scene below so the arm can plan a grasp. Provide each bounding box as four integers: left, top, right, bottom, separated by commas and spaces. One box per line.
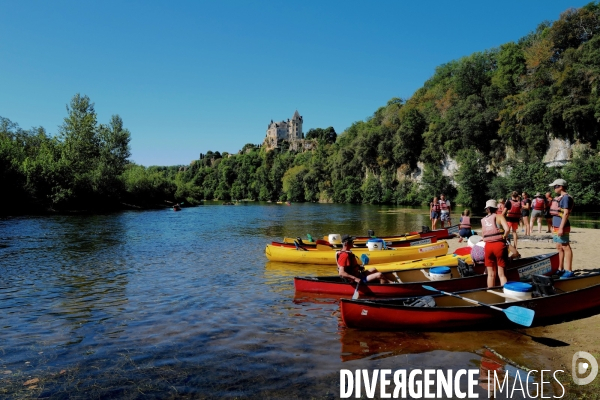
341, 234, 356, 243
484, 199, 497, 210
549, 179, 567, 187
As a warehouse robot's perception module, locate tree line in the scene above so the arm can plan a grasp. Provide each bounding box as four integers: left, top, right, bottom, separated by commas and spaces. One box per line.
1, 3, 599, 214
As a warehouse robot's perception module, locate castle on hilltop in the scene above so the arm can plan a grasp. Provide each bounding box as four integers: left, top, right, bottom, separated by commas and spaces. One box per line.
264, 111, 314, 151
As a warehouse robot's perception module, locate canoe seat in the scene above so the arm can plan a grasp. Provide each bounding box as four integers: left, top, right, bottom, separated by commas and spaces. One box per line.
457, 259, 476, 277
404, 295, 436, 307
420, 269, 432, 280
486, 290, 522, 302
532, 274, 556, 297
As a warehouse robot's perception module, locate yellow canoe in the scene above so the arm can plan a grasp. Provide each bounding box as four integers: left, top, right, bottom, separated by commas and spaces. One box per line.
264, 241, 448, 265
282, 234, 421, 245
374, 252, 472, 272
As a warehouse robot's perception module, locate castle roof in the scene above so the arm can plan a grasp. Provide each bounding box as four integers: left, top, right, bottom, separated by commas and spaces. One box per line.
293, 110, 301, 119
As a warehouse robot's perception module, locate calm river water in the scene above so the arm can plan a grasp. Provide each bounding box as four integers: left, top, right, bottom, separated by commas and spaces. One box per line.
1, 203, 593, 398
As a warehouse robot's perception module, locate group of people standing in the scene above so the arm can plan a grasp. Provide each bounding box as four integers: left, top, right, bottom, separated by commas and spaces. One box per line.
429, 194, 452, 230
481, 178, 574, 286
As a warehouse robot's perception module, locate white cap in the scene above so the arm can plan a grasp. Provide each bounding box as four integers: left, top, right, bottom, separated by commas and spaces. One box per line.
484, 199, 497, 210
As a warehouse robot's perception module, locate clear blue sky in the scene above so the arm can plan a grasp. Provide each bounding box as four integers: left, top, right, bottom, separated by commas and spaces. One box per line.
0, 1, 590, 166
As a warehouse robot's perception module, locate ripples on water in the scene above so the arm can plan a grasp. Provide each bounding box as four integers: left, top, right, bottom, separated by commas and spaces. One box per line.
0, 204, 566, 398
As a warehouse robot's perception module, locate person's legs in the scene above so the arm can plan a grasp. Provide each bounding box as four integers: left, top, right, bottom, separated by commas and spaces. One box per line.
508, 222, 518, 250
366, 270, 392, 284
556, 242, 565, 271
523, 216, 530, 235
496, 245, 508, 286
484, 244, 499, 288
562, 244, 573, 272
486, 266, 497, 288
553, 228, 572, 273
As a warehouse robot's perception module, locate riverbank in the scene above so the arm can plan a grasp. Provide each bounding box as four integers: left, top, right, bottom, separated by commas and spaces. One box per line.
447, 227, 600, 395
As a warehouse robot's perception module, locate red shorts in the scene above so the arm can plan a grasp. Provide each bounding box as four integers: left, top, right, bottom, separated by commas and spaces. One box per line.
484, 241, 508, 269
507, 222, 519, 232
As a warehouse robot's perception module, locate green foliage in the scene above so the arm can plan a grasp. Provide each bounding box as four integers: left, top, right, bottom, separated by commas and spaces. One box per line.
562, 147, 600, 206
454, 149, 490, 209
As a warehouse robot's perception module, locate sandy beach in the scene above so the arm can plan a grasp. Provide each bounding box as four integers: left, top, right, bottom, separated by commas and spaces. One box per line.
447, 226, 600, 391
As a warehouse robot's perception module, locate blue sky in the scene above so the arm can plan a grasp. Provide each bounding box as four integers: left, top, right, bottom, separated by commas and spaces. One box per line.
1, 1, 590, 166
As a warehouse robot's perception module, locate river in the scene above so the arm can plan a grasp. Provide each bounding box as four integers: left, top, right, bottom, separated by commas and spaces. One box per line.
0, 203, 588, 398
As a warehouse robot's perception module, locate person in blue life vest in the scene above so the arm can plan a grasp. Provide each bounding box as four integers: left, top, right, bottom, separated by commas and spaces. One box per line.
457, 209, 473, 243
549, 179, 575, 278
336, 235, 391, 284
439, 194, 452, 228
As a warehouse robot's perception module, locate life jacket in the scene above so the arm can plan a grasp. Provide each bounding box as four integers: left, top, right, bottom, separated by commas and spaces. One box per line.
481, 214, 504, 243
506, 199, 522, 219
549, 194, 572, 218
439, 200, 449, 212
521, 199, 530, 209
336, 250, 360, 275
431, 202, 441, 212
533, 198, 545, 211
459, 216, 471, 229
496, 203, 505, 215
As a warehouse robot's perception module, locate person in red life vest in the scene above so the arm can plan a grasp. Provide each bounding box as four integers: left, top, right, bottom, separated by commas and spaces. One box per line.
544, 192, 553, 233
503, 191, 521, 252
457, 209, 472, 243
520, 192, 532, 235
336, 235, 391, 284
529, 192, 546, 234
496, 198, 505, 215
482, 199, 510, 287
549, 179, 575, 278
430, 196, 441, 231
439, 194, 452, 228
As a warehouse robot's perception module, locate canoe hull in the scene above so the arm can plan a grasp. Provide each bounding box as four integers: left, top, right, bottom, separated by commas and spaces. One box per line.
265, 241, 449, 265
294, 253, 559, 296
341, 272, 600, 331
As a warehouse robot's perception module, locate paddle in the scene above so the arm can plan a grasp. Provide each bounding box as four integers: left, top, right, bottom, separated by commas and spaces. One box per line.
352, 254, 370, 300
421, 285, 535, 327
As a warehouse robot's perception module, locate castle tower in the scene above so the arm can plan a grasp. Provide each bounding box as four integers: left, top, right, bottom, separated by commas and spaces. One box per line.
289, 110, 303, 139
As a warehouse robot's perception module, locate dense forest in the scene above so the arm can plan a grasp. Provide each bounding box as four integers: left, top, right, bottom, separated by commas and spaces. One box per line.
2, 3, 600, 214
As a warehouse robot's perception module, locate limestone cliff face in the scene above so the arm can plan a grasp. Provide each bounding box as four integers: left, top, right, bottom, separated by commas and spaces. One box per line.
408, 156, 458, 183
406, 139, 583, 183
543, 138, 573, 167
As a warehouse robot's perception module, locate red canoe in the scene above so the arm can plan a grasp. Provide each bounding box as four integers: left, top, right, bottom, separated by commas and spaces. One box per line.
294, 253, 558, 297
340, 271, 600, 331
410, 224, 459, 240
